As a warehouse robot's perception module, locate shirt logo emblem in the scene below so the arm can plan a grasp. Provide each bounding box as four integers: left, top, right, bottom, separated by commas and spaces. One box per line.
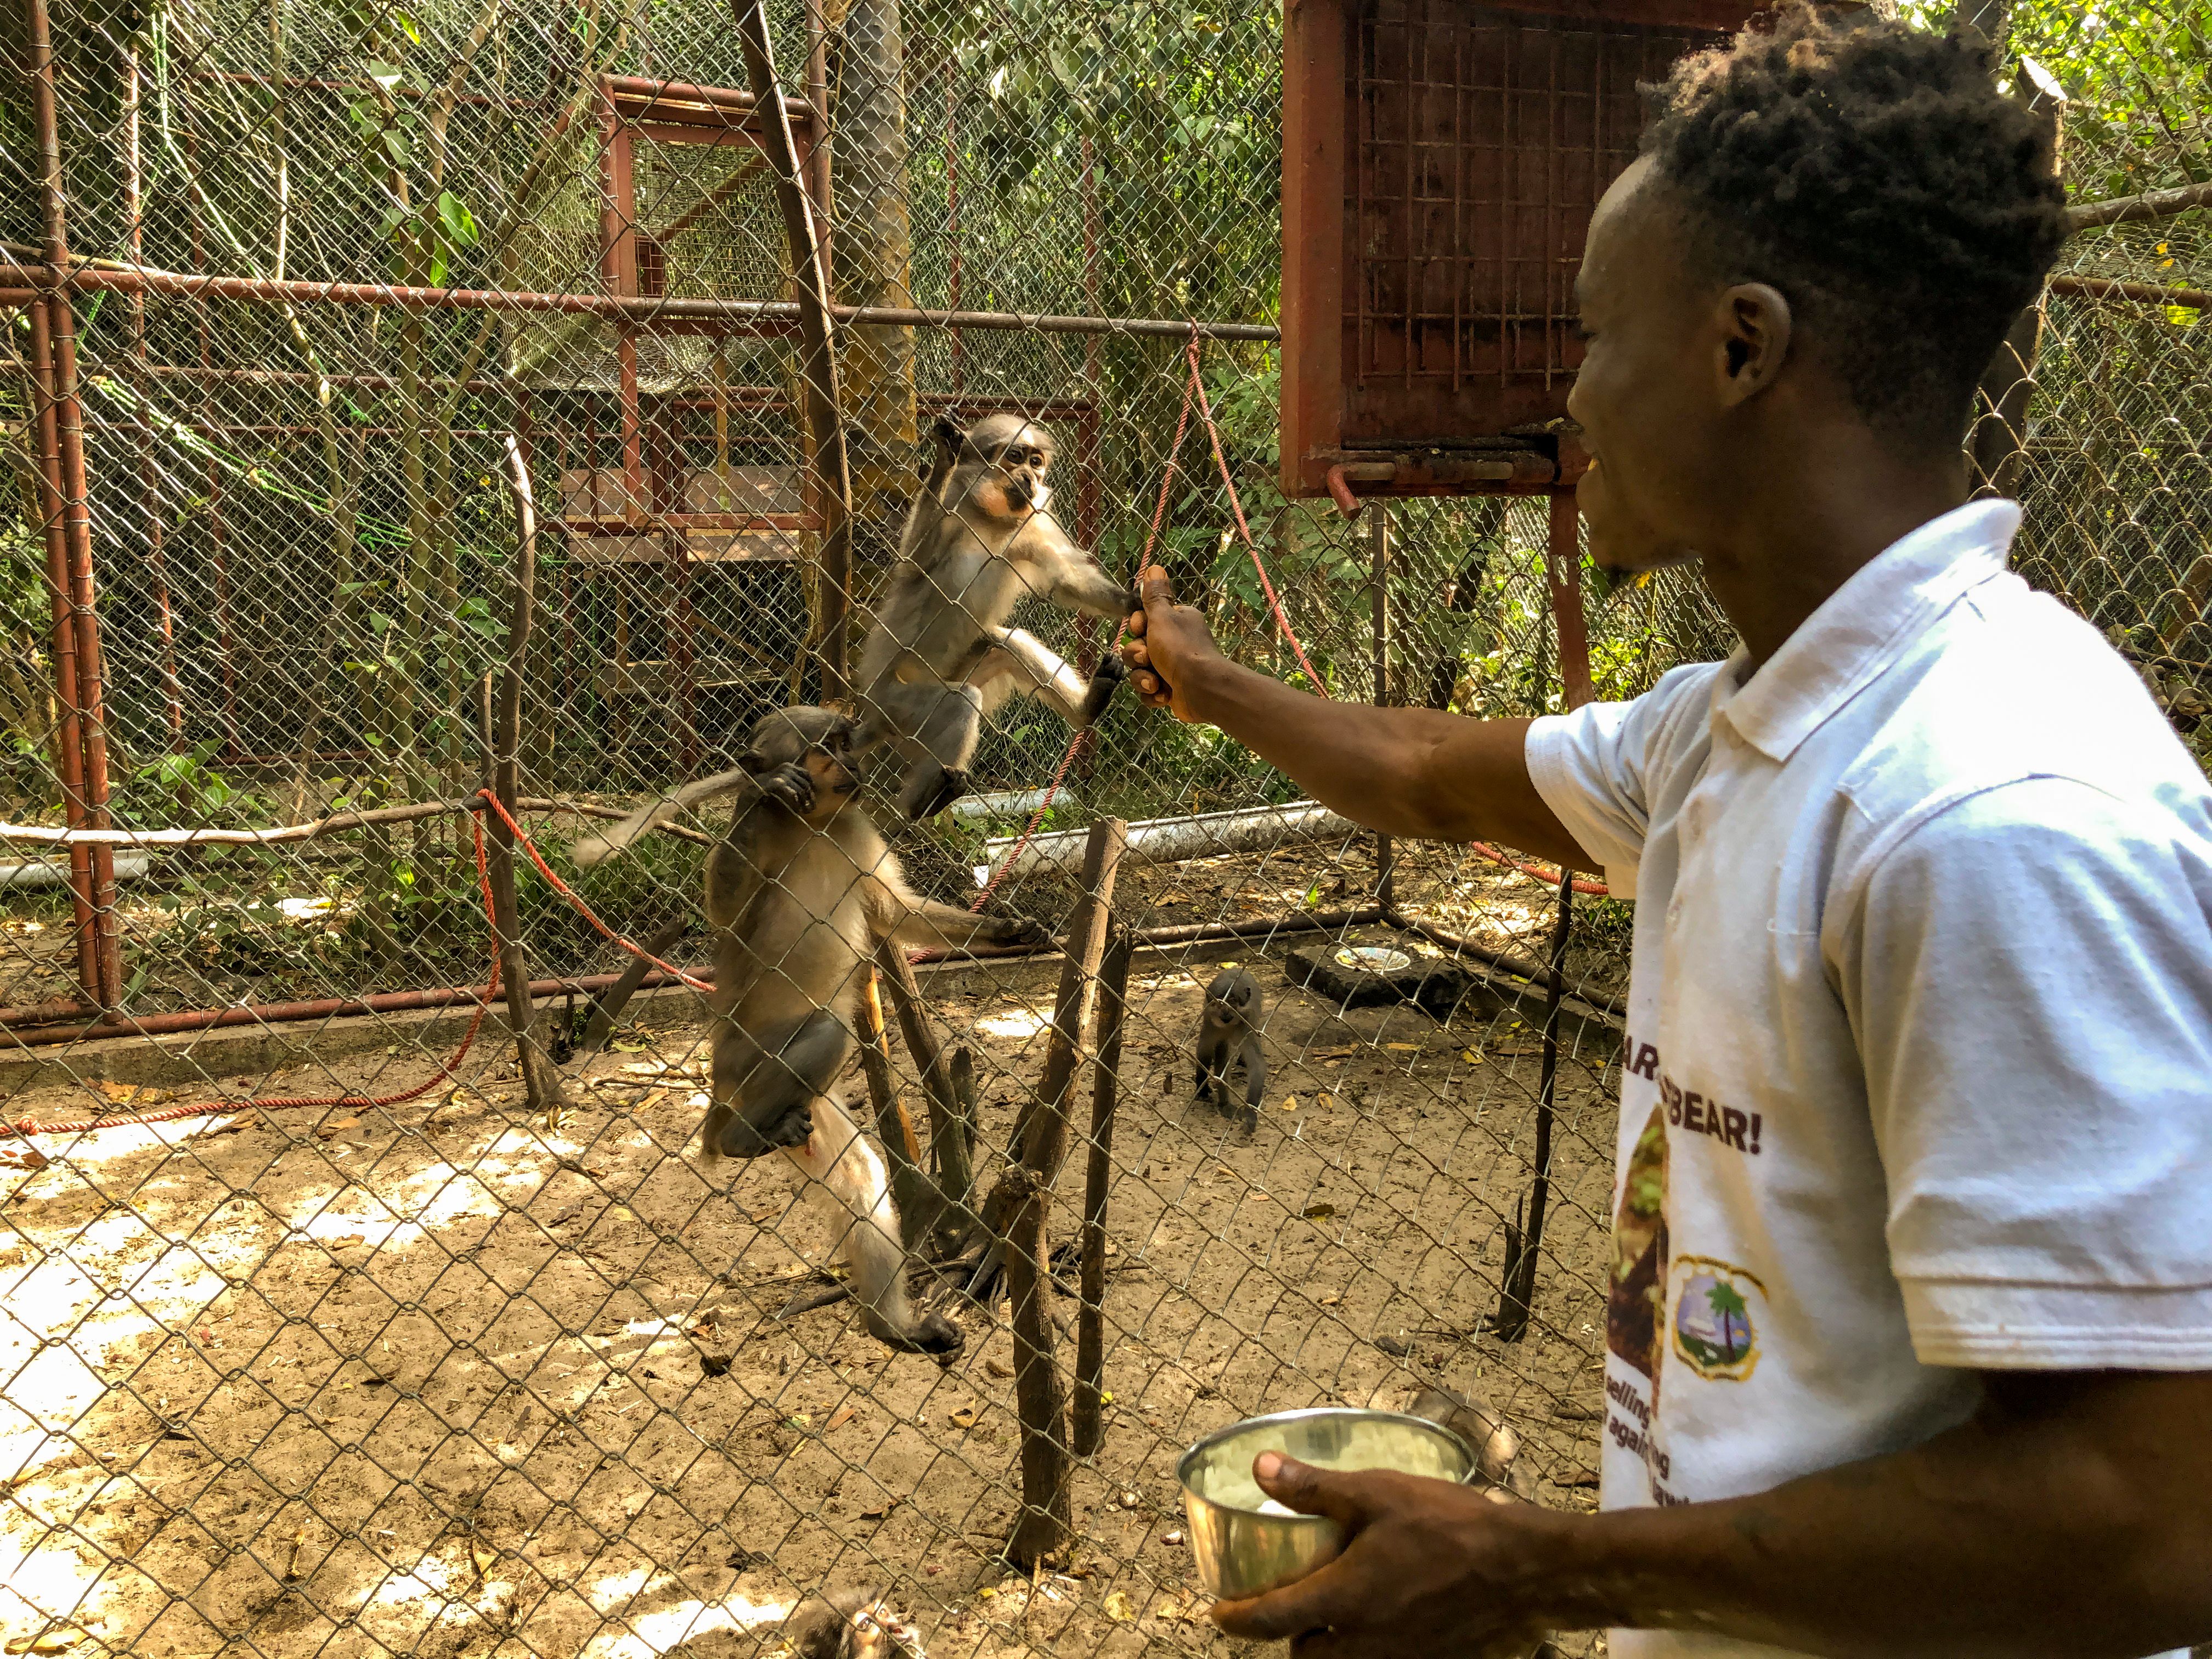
1668, 1256, 1767, 1382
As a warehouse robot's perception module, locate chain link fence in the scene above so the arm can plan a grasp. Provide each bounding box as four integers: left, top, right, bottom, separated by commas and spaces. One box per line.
0, 0, 2205, 1652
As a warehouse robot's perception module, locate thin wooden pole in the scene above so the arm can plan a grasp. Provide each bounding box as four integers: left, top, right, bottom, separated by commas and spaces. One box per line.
1071, 920, 1131, 1458
731, 0, 853, 702
491, 433, 569, 1116
858, 966, 935, 1247
995, 817, 1126, 1566
878, 938, 977, 1239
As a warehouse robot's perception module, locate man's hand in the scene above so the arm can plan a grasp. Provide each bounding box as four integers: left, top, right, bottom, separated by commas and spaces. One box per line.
1121, 569, 1224, 723
1209, 1451, 1556, 1658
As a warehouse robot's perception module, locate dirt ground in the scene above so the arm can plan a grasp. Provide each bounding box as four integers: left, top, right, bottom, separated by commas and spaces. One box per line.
1, 883, 1621, 1658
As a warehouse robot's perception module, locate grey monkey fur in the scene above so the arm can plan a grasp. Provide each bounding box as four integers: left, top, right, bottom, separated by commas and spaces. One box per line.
855, 414, 1138, 820
1196, 967, 1266, 1129
779, 1586, 925, 1659
573, 707, 1047, 1353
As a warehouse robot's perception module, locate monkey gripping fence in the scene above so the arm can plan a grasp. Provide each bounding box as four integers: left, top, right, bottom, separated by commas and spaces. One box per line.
1, 0, 2208, 1651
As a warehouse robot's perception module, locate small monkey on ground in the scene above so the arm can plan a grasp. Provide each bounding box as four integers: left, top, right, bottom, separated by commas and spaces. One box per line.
777, 1587, 925, 1659
856, 414, 1138, 819
574, 706, 1046, 1353
1197, 967, 1266, 1131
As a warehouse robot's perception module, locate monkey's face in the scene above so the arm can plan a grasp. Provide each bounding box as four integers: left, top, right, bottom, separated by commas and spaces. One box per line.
949, 416, 1054, 525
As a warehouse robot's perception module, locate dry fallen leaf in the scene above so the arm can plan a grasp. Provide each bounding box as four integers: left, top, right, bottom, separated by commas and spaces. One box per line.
824, 1404, 856, 1433
985, 1358, 1013, 1379
1385, 1042, 1421, 1052
949, 1407, 977, 1429
1279, 1096, 1300, 1111
472, 1542, 496, 1578
859, 1496, 900, 1521
1318, 1293, 1341, 1306
1302, 1203, 1336, 1220
1103, 1590, 1134, 1622
6, 1632, 79, 1656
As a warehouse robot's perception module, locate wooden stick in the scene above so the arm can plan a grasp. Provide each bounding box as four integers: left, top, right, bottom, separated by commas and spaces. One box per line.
1071, 919, 1131, 1458
857, 966, 935, 1247
1007, 817, 1128, 1188
1002, 1165, 1071, 1567
490, 434, 567, 1118
730, 0, 853, 701
877, 938, 974, 1235
582, 917, 692, 1051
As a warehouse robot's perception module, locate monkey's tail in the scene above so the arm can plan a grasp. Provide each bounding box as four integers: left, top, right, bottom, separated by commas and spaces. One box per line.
571, 766, 753, 867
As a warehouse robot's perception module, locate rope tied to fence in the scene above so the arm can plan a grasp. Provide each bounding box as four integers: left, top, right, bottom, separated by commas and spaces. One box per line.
972, 328, 1331, 903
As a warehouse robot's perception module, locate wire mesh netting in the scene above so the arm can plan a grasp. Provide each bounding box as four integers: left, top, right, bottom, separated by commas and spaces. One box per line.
0, 0, 2207, 1652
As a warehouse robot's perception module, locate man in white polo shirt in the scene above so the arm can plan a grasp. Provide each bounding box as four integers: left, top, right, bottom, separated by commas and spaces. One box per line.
1122, 7, 2212, 1655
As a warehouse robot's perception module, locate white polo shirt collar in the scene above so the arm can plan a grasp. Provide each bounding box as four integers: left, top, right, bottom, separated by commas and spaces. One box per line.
1709, 499, 2023, 764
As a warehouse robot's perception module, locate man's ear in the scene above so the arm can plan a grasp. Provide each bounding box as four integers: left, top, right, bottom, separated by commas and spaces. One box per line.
1716, 282, 1792, 408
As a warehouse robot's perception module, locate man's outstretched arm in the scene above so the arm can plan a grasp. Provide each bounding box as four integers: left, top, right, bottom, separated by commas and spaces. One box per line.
1119, 572, 1592, 872
1211, 1368, 2212, 1659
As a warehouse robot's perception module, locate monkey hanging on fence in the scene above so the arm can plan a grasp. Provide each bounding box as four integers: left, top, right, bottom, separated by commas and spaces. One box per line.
574, 706, 1048, 1354
1196, 967, 1267, 1132
855, 413, 1139, 820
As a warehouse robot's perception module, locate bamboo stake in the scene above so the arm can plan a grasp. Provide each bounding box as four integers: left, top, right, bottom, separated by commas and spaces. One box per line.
858, 966, 935, 1248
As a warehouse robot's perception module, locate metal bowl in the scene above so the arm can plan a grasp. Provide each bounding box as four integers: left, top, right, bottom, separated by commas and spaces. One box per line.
1176, 1407, 1476, 1600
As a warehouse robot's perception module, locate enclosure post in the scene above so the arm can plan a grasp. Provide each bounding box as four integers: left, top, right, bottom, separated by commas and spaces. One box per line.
1071, 919, 1131, 1459
1494, 869, 1572, 1343
1543, 492, 1592, 710
944, 65, 963, 398
733, 0, 854, 703
858, 967, 936, 1247
1496, 498, 1590, 1340
27, 0, 122, 1009
20, 298, 100, 1006
1369, 501, 1395, 911
490, 435, 570, 1116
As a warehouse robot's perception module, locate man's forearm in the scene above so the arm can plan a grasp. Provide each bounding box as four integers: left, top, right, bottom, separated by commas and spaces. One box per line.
1176, 652, 1578, 861
1534, 1374, 2212, 1657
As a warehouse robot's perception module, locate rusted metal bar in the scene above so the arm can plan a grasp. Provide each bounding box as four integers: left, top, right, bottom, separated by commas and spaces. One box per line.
4, 966, 705, 1049
1070, 920, 1131, 1459
20, 296, 99, 1003
24, 0, 118, 1009
5, 257, 1282, 338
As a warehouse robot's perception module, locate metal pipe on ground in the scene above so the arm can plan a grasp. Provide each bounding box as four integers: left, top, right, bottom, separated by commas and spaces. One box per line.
977, 800, 1361, 883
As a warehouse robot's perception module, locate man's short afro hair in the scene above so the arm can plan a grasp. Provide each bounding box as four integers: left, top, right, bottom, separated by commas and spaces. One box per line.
1640, 2, 2070, 439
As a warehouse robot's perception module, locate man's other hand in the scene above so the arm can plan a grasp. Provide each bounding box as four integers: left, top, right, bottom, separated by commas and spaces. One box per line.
1121, 569, 1221, 723
1209, 1451, 1556, 1658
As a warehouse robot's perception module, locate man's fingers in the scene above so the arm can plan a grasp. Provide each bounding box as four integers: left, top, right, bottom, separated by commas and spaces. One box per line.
1140, 567, 1175, 607
1256, 1453, 1373, 1527
1210, 1559, 1361, 1643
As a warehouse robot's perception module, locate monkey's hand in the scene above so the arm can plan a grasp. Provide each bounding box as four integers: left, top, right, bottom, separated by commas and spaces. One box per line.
715, 1099, 814, 1159
757, 760, 816, 815
1121, 568, 1225, 721
985, 913, 1054, 949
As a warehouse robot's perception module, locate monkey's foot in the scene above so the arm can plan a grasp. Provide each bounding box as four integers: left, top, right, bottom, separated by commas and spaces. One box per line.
866, 1307, 965, 1356
905, 766, 971, 821
715, 1102, 814, 1159
1073, 657, 1127, 727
